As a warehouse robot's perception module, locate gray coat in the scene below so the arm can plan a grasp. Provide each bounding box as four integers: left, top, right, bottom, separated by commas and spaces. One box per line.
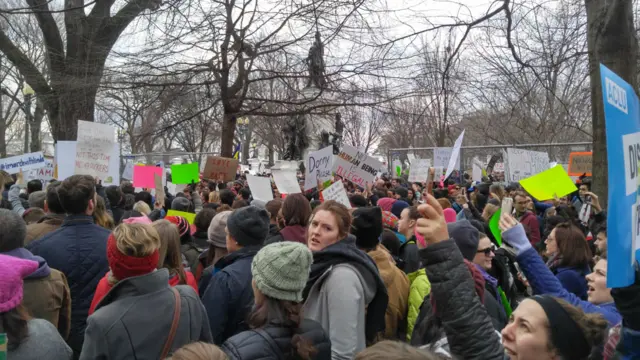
79, 269, 212, 360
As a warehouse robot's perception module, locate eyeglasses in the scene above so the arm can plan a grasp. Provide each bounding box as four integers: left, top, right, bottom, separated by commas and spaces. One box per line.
477, 245, 496, 256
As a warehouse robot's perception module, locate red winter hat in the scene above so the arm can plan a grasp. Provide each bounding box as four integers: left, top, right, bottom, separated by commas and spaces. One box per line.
165, 215, 190, 237
107, 233, 159, 281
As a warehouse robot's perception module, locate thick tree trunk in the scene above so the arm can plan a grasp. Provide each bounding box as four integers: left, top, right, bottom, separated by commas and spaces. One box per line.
220, 112, 237, 158
585, 0, 638, 208
30, 99, 44, 152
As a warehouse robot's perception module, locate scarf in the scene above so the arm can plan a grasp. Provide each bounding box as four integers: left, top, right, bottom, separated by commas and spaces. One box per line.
3, 248, 51, 279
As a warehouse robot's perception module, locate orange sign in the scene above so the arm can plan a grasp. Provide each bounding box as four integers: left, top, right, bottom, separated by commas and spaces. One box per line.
568, 152, 592, 176
202, 156, 239, 182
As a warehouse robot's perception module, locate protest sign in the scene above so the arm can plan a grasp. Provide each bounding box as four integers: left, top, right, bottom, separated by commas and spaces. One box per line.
445, 130, 465, 179
519, 165, 577, 201
322, 180, 351, 208
600, 64, 640, 287
166, 209, 196, 224
393, 159, 402, 177
505, 148, 550, 182
0, 151, 46, 175
122, 162, 134, 180
568, 152, 592, 176
202, 156, 238, 182
271, 170, 301, 194
332, 144, 382, 188
408, 159, 432, 183
304, 146, 333, 190
75, 120, 115, 179
488, 210, 502, 246
55, 141, 119, 183
247, 175, 274, 202
154, 173, 165, 207
472, 157, 483, 182
133, 165, 162, 188
433, 148, 460, 169
26, 159, 54, 182
170, 163, 200, 184
407, 153, 415, 164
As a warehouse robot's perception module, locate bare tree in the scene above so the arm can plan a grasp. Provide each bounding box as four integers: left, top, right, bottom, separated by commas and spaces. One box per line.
341, 105, 384, 153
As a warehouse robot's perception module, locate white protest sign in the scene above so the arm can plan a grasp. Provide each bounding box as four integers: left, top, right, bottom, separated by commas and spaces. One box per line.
304, 146, 333, 190
122, 162, 134, 180
333, 144, 382, 188
494, 162, 505, 173
407, 153, 416, 164
322, 180, 351, 208
434, 148, 460, 169
444, 130, 465, 179
271, 170, 301, 194
408, 159, 432, 183
26, 159, 54, 182
75, 120, 115, 179
472, 157, 483, 182
505, 148, 550, 182
56, 141, 120, 184
247, 174, 274, 202
0, 151, 46, 175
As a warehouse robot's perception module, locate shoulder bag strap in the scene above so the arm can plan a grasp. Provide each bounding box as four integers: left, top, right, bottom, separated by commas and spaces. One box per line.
255, 328, 286, 359
160, 287, 182, 359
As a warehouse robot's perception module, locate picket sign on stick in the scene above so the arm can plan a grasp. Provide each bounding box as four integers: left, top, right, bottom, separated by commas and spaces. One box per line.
322, 180, 351, 208
75, 120, 115, 179
271, 170, 301, 194
332, 144, 382, 188
444, 130, 465, 180
154, 173, 165, 208
304, 146, 333, 190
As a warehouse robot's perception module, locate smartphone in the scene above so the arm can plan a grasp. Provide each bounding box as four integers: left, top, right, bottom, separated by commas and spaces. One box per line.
502, 197, 514, 216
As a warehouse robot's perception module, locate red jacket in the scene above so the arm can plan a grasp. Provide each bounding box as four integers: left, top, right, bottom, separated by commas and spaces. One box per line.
519, 211, 541, 246
89, 270, 198, 315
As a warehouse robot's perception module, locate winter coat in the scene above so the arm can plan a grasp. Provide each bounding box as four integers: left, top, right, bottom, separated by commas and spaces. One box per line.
192, 230, 209, 252
406, 268, 430, 342
367, 245, 409, 340
26, 215, 110, 354
202, 246, 261, 344
3, 248, 72, 340
265, 225, 307, 245
518, 211, 541, 246
110, 205, 126, 225
181, 242, 202, 274
414, 239, 503, 360
503, 224, 622, 326
399, 237, 420, 274
25, 214, 65, 245
302, 237, 388, 360
8, 319, 73, 360
222, 319, 331, 360
79, 269, 212, 360
550, 264, 591, 300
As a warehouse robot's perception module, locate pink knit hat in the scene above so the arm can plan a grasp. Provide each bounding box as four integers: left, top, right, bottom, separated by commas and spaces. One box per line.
443, 208, 457, 224
0, 254, 38, 312
377, 197, 396, 212
122, 216, 152, 225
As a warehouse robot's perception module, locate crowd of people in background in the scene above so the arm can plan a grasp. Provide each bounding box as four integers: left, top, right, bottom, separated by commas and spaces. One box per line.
0, 166, 639, 360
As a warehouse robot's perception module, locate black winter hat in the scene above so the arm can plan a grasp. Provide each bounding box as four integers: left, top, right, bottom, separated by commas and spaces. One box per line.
227, 205, 270, 246
351, 207, 383, 250
393, 187, 408, 199
447, 219, 480, 261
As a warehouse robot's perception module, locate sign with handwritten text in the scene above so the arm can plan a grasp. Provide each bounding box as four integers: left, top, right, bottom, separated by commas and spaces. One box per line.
304, 146, 333, 190
568, 152, 592, 176
332, 144, 382, 188
505, 148, 550, 182
75, 120, 115, 179
322, 180, 351, 208
202, 156, 239, 182
408, 159, 432, 183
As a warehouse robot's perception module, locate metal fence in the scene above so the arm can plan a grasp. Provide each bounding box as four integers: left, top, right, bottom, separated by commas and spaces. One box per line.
386, 142, 593, 174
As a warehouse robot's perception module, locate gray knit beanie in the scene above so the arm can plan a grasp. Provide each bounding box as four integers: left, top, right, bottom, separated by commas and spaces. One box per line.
226, 205, 270, 247
251, 242, 313, 302
208, 211, 232, 248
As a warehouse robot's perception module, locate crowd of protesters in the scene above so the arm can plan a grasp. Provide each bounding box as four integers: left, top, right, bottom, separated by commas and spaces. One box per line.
0, 166, 639, 360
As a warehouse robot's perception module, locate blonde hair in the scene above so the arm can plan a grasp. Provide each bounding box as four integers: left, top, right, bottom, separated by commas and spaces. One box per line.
152, 219, 187, 284
482, 203, 499, 221
168, 342, 228, 360
355, 341, 440, 360
108, 223, 161, 284
209, 191, 221, 204
94, 195, 115, 230
133, 201, 151, 215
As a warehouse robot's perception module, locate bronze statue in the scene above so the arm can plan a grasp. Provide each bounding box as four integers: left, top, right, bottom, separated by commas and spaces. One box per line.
306, 31, 326, 90
283, 114, 309, 161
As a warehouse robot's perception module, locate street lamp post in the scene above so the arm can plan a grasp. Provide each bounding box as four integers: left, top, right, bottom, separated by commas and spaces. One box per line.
22, 85, 35, 153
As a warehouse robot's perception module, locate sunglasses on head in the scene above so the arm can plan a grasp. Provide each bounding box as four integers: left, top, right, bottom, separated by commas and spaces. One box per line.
477, 245, 496, 256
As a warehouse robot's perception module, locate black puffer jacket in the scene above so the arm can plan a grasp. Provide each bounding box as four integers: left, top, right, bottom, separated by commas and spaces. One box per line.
419, 239, 503, 360
222, 319, 331, 360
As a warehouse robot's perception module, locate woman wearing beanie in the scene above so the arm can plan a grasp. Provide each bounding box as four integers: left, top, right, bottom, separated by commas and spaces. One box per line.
202, 205, 271, 344
154, 220, 199, 293
198, 210, 232, 293
166, 215, 201, 274
303, 200, 388, 360
222, 242, 331, 360
0, 254, 72, 360
80, 223, 212, 359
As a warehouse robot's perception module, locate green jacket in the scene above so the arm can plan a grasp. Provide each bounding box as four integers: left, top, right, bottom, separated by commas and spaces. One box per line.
406, 268, 431, 341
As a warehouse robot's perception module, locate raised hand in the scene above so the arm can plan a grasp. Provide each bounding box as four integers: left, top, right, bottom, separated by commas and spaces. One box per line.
415, 193, 449, 248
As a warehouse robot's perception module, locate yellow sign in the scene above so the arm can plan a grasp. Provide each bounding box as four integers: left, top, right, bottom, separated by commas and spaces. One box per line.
519, 165, 577, 201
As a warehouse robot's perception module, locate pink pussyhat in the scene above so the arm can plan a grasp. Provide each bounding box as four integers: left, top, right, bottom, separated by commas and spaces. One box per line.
0, 254, 38, 312
443, 208, 457, 224
414, 228, 427, 248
